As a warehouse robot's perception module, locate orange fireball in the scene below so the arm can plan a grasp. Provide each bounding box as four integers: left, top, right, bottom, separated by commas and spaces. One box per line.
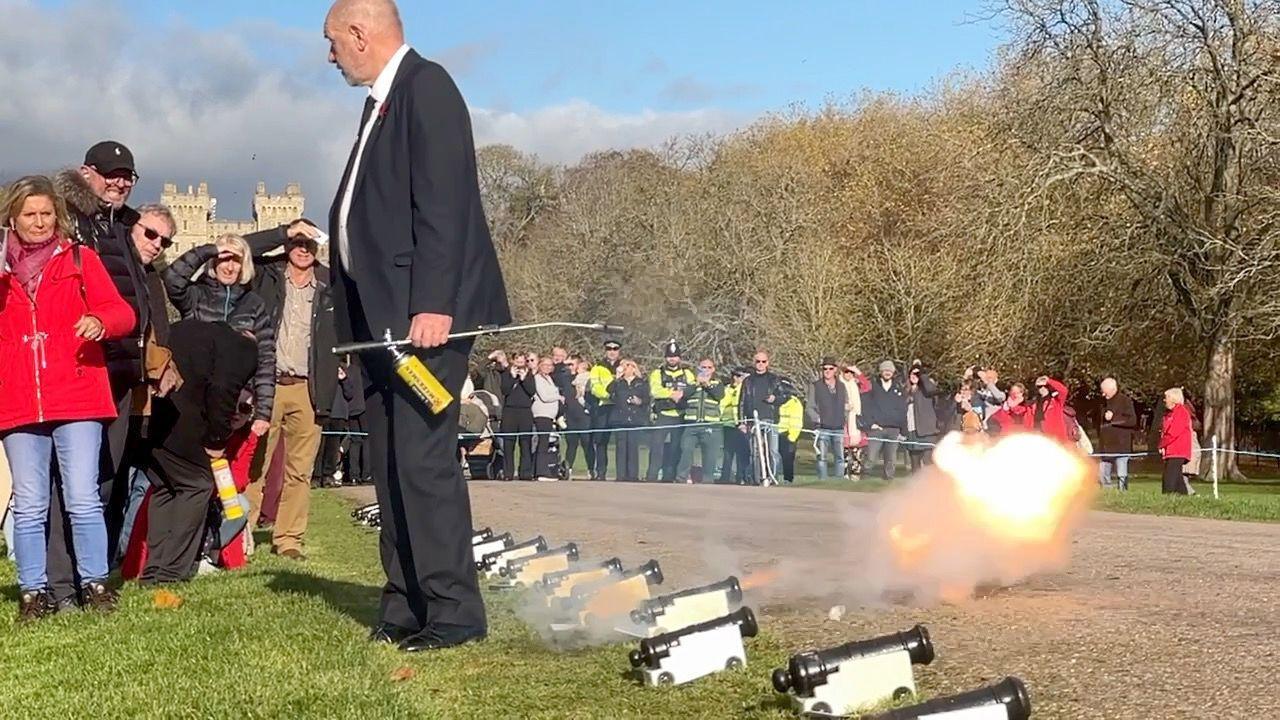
879, 431, 1097, 601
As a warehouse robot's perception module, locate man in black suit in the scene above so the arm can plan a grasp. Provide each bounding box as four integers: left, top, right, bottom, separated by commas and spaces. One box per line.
324, 0, 511, 652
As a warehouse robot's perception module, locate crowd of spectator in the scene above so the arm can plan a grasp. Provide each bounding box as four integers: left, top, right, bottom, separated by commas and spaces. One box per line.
0, 141, 347, 622
0, 140, 1208, 625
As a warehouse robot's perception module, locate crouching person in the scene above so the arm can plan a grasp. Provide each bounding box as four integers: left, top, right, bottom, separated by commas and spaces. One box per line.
0, 176, 137, 620
140, 320, 258, 584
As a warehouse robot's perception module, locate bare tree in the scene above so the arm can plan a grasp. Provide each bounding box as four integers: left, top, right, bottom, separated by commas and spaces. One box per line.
999, 0, 1280, 475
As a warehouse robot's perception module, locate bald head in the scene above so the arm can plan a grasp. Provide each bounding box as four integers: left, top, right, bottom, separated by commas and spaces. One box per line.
1100, 377, 1118, 398
324, 0, 406, 87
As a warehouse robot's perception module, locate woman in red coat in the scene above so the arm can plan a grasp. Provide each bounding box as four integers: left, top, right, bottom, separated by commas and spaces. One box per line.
987, 383, 1035, 434
1031, 376, 1073, 442
1158, 387, 1193, 495
0, 176, 135, 621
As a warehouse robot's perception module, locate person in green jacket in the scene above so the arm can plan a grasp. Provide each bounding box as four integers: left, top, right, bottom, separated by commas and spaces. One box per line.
675, 358, 725, 483
778, 386, 804, 484
586, 340, 622, 480
646, 341, 697, 482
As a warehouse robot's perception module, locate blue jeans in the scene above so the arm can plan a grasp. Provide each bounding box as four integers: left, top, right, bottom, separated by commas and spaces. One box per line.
814, 430, 845, 481
4, 421, 107, 590
116, 467, 151, 561
1099, 455, 1130, 488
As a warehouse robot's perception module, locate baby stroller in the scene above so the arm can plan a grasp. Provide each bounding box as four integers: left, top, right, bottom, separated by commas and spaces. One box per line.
844, 425, 866, 481
545, 421, 571, 482
460, 389, 503, 480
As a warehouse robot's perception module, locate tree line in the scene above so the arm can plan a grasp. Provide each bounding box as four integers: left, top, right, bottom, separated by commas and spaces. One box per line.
476, 0, 1279, 477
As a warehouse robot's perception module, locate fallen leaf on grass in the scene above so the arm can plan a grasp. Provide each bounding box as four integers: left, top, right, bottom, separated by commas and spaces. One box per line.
152, 590, 184, 610
390, 666, 416, 682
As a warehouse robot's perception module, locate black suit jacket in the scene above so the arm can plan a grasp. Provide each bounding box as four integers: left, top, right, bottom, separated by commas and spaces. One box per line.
329, 50, 511, 347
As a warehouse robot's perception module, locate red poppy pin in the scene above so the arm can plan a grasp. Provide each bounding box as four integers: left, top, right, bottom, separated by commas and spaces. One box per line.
377, 100, 391, 122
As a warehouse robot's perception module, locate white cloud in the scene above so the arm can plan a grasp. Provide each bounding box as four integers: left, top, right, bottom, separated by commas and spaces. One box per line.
471, 100, 745, 165
0, 0, 750, 219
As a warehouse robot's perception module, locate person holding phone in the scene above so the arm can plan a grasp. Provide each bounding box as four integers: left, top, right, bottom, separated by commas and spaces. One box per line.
675, 358, 725, 483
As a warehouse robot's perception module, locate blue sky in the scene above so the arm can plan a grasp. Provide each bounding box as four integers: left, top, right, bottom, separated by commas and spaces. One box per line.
7, 0, 1005, 216
119, 0, 1003, 115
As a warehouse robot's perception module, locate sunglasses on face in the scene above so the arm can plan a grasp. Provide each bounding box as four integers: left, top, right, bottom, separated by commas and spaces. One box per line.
99, 169, 139, 184
754, 360, 768, 365
142, 226, 173, 249
822, 365, 837, 371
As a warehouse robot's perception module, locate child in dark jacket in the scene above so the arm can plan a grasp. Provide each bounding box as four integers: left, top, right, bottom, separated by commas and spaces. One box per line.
609, 360, 650, 482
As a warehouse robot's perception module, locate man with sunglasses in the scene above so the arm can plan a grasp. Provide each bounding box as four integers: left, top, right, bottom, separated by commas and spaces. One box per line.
805, 358, 851, 481
243, 219, 338, 560
42, 141, 153, 610
738, 350, 786, 485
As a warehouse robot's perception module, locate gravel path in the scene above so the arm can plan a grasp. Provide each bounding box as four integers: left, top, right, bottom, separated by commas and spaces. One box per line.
340, 481, 1279, 719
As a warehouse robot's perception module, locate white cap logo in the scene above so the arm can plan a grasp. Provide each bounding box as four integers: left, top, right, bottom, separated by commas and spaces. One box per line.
114, 147, 122, 156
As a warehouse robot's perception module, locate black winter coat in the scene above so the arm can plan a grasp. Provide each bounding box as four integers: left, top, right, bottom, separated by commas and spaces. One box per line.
245, 228, 340, 416
739, 371, 785, 424
904, 373, 943, 436
1100, 392, 1139, 454
610, 377, 650, 427
861, 377, 908, 430
500, 370, 537, 411
55, 169, 149, 393
162, 244, 276, 421
148, 320, 259, 462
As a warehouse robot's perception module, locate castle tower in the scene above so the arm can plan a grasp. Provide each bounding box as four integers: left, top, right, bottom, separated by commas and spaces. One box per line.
157, 181, 312, 262
254, 182, 306, 233
160, 182, 212, 256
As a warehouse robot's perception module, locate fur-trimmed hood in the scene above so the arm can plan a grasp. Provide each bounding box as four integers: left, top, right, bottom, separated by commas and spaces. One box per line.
52, 168, 139, 229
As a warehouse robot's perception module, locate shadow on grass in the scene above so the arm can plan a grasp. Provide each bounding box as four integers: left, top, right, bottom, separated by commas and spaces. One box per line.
265, 570, 381, 628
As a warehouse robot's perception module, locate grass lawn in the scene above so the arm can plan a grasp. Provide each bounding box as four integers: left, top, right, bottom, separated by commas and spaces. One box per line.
0, 492, 810, 719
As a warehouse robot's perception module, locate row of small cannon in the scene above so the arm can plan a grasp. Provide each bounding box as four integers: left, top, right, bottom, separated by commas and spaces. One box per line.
466, 523, 1031, 719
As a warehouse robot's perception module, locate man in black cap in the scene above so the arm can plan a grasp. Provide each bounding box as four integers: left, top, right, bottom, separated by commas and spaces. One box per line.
43, 141, 150, 609
646, 340, 696, 482
586, 340, 622, 480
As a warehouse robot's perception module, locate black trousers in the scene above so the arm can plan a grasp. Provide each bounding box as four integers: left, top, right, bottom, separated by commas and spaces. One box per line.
720, 427, 749, 484
364, 339, 484, 633
1162, 457, 1189, 494
589, 406, 613, 479
906, 431, 937, 473
534, 417, 558, 478
142, 447, 212, 583
500, 408, 535, 481
615, 426, 642, 481
565, 413, 593, 475
47, 393, 133, 602
779, 435, 797, 483
317, 416, 368, 482
646, 415, 684, 482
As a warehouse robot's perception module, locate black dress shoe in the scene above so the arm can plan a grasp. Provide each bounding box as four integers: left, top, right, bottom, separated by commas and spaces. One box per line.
368, 623, 418, 644
398, 623, 486, 652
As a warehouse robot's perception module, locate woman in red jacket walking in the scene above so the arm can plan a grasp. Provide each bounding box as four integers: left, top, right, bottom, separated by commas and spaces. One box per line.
0, 176, 136, 621
1158, 387, 1194, 495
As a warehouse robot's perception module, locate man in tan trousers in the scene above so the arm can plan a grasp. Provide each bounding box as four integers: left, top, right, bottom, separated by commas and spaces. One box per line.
244, 222, 339, 560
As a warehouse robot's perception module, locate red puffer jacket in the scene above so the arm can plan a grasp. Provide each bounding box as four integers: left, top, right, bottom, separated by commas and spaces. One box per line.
1034, 378, 1072, 442
0, 242, 136, 431
1159, 403, 1194, 461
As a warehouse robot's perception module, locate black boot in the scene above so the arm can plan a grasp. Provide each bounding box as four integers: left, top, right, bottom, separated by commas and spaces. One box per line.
79, 581, 120, 613
17, 588, 56, 623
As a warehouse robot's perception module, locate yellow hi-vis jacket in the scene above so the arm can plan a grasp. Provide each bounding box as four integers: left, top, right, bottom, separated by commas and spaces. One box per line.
779, 396, 804, 442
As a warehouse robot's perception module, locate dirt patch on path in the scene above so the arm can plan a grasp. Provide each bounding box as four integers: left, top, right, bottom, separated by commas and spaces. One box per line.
339, 481, 1279, 719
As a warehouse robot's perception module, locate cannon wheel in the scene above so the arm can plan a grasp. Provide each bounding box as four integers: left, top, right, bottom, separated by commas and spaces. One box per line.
725, 657, 744, 670
657, 672, 675, 686
894, 687, 914, 701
